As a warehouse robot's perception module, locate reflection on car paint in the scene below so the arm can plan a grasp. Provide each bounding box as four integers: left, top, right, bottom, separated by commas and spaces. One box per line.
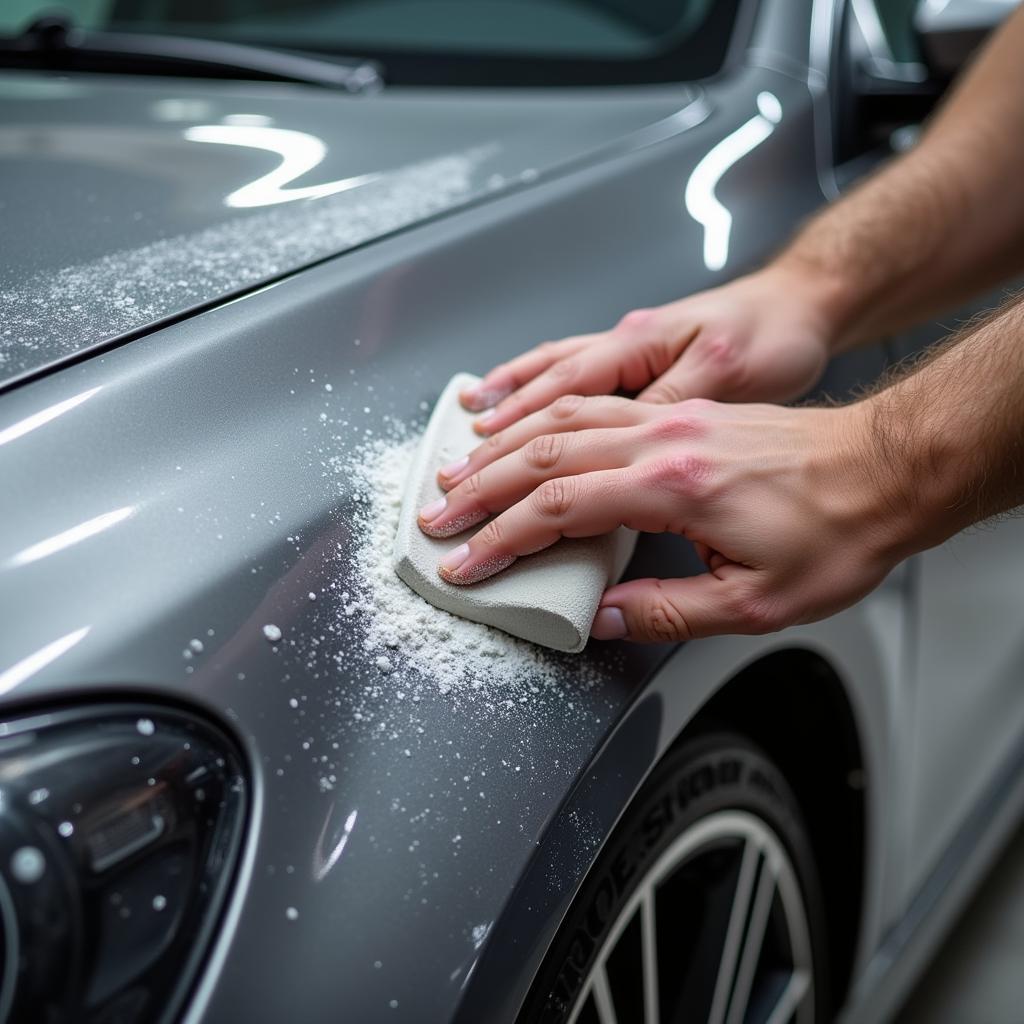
0, 626, 90, 694
184, 124, 382, 208
313, 805, 359, 882
685, 91, 783, 271
0, 146, 495, 384
9, 505, 135, 568
0, 386, 102, 447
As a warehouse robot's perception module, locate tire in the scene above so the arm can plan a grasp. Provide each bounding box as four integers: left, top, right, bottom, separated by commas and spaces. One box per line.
520, 732, 830, 1024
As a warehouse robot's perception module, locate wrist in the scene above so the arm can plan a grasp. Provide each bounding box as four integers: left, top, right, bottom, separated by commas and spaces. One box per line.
813, 402, 933, 570
845, 388, 971, 563
756, 258, 859, 356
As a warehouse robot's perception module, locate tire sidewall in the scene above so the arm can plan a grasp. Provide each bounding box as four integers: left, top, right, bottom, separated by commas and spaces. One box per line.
524, 731, 831, 1023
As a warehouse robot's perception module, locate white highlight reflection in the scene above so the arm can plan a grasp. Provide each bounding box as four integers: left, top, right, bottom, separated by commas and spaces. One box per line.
10, 506, 134, 568
685, 92, 783, 272
185, 124, 380, 208
313, 807, 358, 882
0, 627, 90, 695
0, 387, 102, 448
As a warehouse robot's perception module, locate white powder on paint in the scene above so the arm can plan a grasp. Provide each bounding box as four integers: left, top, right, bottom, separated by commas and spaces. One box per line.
341, 425, 609, 697
0, 146, 495, 384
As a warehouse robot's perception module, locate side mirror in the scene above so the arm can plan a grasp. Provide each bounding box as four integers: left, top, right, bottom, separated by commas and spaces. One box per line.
915, 0, 1020, 78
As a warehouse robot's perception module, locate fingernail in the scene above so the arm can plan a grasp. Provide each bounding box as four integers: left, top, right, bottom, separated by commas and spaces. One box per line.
463, 385, 509, 412
591, 607, 627, 640
439, 455, 469, 479
420, 509, 487, 539
439, 543, 470, 573
441, 553, 515, 585
461, 387, 487, 412
418, 497, 447, 522
475, 411, 497, 435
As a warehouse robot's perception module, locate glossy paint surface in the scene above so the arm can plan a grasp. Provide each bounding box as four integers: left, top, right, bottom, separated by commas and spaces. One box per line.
0, 48, 864, 1019
2, 0, 1019, 1021
0, 71, 701, 389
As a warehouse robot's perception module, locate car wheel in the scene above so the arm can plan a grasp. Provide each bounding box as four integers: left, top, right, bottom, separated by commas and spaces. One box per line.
521, 732, 830, 1024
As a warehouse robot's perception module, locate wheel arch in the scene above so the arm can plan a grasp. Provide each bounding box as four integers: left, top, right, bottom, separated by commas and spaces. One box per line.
685, 647, 867, 1013
456, 618, 892, 1024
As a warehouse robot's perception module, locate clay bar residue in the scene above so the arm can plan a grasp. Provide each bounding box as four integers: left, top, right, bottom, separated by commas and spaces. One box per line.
0, 146, 494, 385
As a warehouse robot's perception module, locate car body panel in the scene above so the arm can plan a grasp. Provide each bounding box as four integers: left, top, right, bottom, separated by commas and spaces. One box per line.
2, 0, 1022, 1019
0, 59, 870, 1021
0, 70, 705, 390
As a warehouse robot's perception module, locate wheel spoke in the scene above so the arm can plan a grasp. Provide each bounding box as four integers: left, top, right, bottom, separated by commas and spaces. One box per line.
562, 809, 815, 1024
591, 961, 619, 1024
725, 849, 779, 1024
641, 888, 659, 1024
764, 968, 811, 1024
707, 837, 760, 1024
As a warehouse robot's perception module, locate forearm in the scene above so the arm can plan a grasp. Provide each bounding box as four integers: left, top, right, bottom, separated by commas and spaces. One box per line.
772, 6, 1024, 351
860, 294, 1024, 558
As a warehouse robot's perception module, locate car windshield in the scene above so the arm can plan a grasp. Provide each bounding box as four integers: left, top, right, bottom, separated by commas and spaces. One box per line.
1, 0, 740, 85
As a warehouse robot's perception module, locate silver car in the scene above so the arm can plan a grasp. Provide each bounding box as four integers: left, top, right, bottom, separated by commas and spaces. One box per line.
0, 0, 1021, 1021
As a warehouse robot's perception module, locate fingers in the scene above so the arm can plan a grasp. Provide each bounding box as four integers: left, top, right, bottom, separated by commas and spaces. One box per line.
437, 468, 682, 585
460, 336, 594, 412
420, 426, 642, 538
637, 333, 741, 404
469, 338, 644, 437
437, 395, 650, 491
591, 572, 756, 642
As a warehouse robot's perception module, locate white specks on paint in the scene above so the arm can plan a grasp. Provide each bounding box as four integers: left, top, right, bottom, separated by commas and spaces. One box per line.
136, 718, 155, 736
0, 147, 495, 385
263, 624, 283, 643
286, 906, 299, 920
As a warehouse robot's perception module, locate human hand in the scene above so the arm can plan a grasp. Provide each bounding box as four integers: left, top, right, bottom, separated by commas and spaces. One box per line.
459, 265, 841, 437
418, 396, 907, 642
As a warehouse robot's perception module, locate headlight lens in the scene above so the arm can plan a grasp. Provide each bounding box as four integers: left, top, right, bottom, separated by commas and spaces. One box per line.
0, 703, 247, 1024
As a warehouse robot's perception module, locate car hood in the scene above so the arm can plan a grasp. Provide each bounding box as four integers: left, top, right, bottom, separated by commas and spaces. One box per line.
0, 71, 701, 391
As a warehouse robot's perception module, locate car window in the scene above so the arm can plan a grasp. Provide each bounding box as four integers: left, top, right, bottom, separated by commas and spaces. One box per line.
2, 0, 743, 86
871, 0, 922, 61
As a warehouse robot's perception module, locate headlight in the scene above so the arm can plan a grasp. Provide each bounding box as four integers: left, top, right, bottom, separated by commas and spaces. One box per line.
0, 703, 247, 1024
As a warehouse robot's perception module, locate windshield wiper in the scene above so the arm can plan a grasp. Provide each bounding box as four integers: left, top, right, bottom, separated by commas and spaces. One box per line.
0, 15, 383, 93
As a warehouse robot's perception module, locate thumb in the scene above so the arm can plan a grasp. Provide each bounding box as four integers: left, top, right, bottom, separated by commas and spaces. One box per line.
637, 358, 725, 405
591, 574, 750, 643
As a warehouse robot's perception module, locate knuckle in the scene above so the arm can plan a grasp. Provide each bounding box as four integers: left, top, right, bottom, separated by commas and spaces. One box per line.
616, 307, 654, 331
461, 472, 483, 498
547, 356, 578, 381
477, 519, 505, 548
550, 393, 585, 420
534, 477, 576, 518
647, 412, 703, 442
523, 433, 565, 471
646, 455, 714, 499
641, 583, 691, 642
484, 432, 505, 455
695, 335, 746, 387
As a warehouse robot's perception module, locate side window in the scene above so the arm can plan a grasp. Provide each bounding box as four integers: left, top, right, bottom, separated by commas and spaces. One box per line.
872, 0, 922, 62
